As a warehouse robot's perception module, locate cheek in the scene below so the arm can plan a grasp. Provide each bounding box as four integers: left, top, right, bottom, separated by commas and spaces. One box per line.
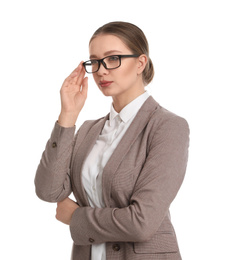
119, 63, 138, 82
92, 74, 100, 86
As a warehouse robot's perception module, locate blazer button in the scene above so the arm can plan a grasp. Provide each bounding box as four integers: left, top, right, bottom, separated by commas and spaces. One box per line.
89, 238, 94, 243
112, 244, 120, 251
52, 142, 57, 148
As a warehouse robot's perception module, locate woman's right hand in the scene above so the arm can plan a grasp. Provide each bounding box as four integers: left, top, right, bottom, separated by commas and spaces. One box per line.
58, 62, 88, 127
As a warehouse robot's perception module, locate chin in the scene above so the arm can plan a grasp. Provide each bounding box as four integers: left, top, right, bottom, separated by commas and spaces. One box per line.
99, 87, 115, 96
101, 91, 114, 97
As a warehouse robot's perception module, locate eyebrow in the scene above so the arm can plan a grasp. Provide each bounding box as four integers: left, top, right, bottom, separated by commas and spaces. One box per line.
89, 50, 123, 59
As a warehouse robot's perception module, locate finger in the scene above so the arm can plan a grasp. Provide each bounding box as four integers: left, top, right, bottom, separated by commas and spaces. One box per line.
70, 61, 83, 76
70, 64, 83, 78
76, 65, 86, 86
61, 62, 84, 88
69, 65, 81, 81
69, 62, 85, 85
65, 63, 83, 85
62, 70, 79, 87
70, 65, 83, 84
81, 77, 88, 97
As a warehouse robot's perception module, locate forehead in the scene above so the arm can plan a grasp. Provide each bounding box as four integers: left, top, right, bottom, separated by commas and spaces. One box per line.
89, 34, 131, 58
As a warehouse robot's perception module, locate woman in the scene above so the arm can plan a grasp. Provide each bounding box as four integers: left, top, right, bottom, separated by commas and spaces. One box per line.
35, 21, 190, 260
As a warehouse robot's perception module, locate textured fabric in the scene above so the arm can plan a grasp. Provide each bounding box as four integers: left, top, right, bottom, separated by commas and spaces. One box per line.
35, 95, 190, 260
82, 92, 149, 260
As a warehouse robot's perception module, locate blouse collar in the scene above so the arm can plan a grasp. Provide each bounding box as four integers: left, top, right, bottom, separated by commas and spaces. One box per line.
109, 91, 150, 126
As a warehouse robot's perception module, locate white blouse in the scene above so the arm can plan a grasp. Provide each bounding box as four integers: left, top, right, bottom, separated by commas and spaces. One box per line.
81, 91, 150, 260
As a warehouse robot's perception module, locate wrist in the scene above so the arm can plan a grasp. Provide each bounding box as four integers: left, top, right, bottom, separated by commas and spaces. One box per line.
58, 112, 79, 128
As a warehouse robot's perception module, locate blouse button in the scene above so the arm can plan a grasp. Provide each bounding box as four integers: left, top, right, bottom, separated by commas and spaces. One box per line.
112, 244, 120, 251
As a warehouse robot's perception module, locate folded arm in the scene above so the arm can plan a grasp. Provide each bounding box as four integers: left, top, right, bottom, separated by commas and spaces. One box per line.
69, 116, 190, 245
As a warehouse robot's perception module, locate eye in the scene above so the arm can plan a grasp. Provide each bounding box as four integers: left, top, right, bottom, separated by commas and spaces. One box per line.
87, 60, 99, 65
108, 55, 119, 61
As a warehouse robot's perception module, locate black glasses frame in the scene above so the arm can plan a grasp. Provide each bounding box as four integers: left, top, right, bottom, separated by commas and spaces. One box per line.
82, 54, 140, 74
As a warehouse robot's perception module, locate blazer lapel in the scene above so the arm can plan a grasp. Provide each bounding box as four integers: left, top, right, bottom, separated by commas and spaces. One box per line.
72, 115, 109, 206
102, 96, 159, 206
72, 96, 159, 207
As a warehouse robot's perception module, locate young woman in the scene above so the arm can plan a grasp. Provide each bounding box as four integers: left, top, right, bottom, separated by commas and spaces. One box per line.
35, 21, 190, 260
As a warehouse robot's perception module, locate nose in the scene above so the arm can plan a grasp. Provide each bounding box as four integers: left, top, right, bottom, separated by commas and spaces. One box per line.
97, 62, 109, 76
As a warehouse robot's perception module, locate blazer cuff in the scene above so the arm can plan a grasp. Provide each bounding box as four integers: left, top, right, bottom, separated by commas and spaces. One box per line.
49, 121, 76, 157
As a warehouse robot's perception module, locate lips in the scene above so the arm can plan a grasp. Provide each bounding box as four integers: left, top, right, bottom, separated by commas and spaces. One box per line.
99, 80, 113, 87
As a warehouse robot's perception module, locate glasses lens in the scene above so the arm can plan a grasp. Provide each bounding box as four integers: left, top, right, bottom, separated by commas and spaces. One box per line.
104, 56, 120, 69
84, 60, 99, 73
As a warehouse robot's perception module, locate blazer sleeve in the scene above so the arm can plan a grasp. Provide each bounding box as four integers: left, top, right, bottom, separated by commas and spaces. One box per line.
35, 121, 77, 202
69, 115, 190, 245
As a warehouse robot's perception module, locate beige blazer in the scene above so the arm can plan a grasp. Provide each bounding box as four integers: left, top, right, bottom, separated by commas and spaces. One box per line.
35, 96, 190, 260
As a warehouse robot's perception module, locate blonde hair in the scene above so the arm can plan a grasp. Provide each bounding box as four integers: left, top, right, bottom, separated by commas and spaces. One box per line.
89, 21, 154, 85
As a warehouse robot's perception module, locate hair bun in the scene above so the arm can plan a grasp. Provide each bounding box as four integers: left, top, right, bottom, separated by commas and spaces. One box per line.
143, 58, 154, 86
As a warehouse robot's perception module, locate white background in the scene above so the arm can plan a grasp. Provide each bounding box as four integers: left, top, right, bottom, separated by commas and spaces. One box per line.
0, 0, 226, 259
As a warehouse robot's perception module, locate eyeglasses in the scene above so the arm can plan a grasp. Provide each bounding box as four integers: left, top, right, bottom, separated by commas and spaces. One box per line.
82, 54, 139, 74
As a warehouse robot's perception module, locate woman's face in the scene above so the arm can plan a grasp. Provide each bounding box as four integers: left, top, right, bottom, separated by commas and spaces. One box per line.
89, 34, 144, 100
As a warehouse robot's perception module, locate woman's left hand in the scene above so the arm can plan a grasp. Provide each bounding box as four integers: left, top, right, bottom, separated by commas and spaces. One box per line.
56, 197, 79, 225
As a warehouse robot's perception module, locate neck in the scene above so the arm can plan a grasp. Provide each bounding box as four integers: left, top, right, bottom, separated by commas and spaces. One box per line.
112, 88, 145, 113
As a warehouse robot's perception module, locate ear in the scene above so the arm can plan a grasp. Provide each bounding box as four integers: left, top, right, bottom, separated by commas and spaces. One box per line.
137, 54, 148, 75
